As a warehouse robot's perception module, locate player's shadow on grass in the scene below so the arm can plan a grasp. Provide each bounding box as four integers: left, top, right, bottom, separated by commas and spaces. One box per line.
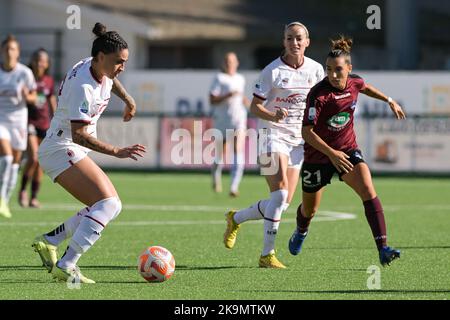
56, 265, 251, 271
176, 265, 256, 271
81, 265, 136, 270
0, 265, 46, 271
302, 245, 450, 250
0, 265, 138, 272
0, 265, 254, 272
0, 279, 51, 284
77, 265, 253, 271
397, 246, 450, 249
233, 289, 450, 294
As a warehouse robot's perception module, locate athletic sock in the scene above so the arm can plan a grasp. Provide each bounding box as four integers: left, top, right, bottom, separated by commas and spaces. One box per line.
212, 162, 223, 190
44, 207, 90, 246
296, 203, 312, 234
57, 245, 82, 269
233, 198, 289, 225
234, 199, 269, 224
262, 189, 288, 256
5, 163, 19, 202
363, 196, 387, 250
20, 174, 29, 192
230, 153, 244, 193
0, 155, 13, 200
31, 180, 41, 199
57, 197, 122, 268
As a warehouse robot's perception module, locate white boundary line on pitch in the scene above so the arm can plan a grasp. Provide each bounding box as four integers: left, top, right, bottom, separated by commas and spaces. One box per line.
10, 203, 450, 213
0, 211, 355, 226
12, 204, 238, 212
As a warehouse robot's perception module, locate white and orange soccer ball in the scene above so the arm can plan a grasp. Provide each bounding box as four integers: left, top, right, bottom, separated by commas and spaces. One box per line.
138, 246, 175, 282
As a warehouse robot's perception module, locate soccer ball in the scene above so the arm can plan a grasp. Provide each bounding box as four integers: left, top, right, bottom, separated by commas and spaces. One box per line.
138, 246, 175, 282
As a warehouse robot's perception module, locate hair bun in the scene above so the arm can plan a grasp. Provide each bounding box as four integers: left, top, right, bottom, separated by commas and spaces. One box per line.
92, 23, 107, 37
6, 34, 17, 42
331, 36, 353, 54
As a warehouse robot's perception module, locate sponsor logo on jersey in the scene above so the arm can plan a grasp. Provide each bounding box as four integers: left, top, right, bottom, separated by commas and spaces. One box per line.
327, 112, 351, 130
68, 61, 84, 80
353, 151, 362, 159
67, 149, 74, 157
255, 83, 260, 89
334, 92, 351, 100
275, 93, 305, 105
308, 106, 316, 121
0, 88, 17, 97
80, 101, 89, 114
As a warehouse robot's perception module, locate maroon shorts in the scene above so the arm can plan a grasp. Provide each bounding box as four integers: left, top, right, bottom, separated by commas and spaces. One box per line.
301, 149, 365, 193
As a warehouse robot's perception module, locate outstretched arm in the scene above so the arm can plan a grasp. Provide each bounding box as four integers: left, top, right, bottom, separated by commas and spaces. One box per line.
360, 84, 406, 119
71, 121, 146, 160
112, 77, 136, 122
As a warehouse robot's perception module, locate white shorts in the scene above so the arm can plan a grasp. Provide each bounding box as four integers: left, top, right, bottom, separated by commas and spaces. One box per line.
38, 136, 89, 182
0, 123, 27, 151
258, 132, 304, 170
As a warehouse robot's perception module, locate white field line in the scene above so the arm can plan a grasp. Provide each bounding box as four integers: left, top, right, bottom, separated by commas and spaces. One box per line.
12, 204, 238, 212
10, 202, 450, 213
0, 206, 355, 227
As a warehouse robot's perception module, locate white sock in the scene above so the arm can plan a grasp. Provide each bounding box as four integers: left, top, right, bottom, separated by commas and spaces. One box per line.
212, 162, 223, 189
5, 163, 19, 202
58, 197, 122, 268
230, 152, 244, 193
0, 155, 13, 201
44, 207, 90, 246
262, 189, 288, 256
234, 199, 269, 224
57, 246, 82, 269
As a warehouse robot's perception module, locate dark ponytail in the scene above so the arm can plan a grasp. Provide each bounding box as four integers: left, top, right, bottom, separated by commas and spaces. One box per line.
91, 22, 128, 57
29, 48, 51, 75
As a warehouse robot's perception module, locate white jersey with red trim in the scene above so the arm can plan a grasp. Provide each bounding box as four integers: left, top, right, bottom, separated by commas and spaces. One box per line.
253, 56, 324, 145
46, 57, 113, 152
0, 62, 36, 126
209, 72, 247, 127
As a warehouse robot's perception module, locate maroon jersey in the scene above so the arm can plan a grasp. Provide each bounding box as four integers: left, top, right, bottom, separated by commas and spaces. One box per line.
28, 74, 54, 130
303, 74, 366, 163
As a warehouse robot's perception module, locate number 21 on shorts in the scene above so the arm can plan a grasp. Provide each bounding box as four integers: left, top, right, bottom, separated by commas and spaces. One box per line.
303, 169, 321, 186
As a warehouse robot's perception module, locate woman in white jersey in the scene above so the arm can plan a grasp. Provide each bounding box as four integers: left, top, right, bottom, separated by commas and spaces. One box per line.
31, 23, 145, 283
0, 35, 37, 219
210, 52, 250, 197
223, 22, 324, 268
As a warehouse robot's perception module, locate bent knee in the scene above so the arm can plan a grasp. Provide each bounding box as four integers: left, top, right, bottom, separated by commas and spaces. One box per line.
92, 196, 122, 223
112, 197, 122, 219
270, 189, 289, 207
359, 186, 376, 201
275, 178, 289, 192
